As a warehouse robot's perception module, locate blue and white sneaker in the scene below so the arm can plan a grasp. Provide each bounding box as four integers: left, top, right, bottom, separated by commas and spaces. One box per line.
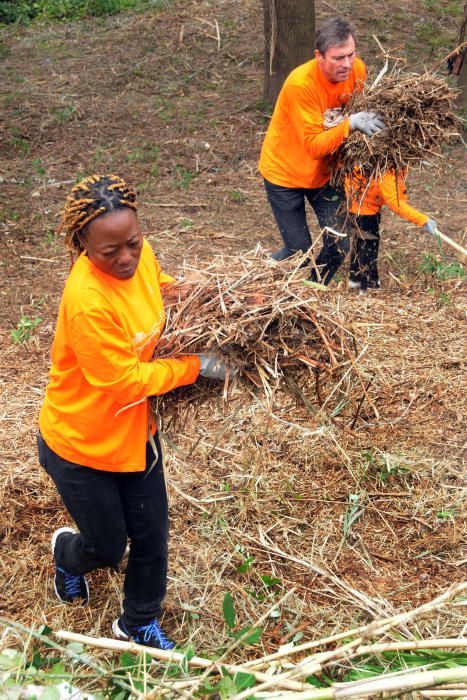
112, 617, 175, 650
51, 527, 89, 605
348, 275, 361, 289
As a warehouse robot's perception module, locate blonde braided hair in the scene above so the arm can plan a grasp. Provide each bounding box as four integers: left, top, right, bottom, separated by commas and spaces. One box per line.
57, 174, 137, 261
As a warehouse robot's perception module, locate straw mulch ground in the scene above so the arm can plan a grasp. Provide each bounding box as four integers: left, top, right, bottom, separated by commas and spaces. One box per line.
2, 279, 465, 659
0, 0, 466, 674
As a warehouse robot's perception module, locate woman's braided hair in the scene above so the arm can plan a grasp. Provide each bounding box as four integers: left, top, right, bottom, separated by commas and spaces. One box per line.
58, 174, 137, 260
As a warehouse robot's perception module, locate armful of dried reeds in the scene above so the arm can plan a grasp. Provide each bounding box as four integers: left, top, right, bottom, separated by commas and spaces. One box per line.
150, 249, 361, 422
330, 68, 461, 201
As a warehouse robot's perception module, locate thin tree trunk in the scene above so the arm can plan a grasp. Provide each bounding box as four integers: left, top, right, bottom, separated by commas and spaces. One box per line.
262, 0, 315, 106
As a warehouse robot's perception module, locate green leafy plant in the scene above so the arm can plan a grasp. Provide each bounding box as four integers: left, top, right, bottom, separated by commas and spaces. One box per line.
11, 315, 42, 343
32, 157, 46, 176
420, 253, 465, 281
10, 128, 30, 155
222, 592, 262, 645
174, 165, 198, 189
51, 103, 76, 122
229, 190, 245, 202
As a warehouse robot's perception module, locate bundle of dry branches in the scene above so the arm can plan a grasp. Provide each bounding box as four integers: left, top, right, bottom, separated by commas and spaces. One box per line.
151, 249, 359, 419
330, 69, 460, 198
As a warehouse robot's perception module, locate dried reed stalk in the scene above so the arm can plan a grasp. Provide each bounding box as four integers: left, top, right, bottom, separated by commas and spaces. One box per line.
330, 69, 460, 199
151, 250, 359, 421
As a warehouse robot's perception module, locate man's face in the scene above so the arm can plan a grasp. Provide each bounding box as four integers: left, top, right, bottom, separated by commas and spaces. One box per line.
316, 35, 356, 83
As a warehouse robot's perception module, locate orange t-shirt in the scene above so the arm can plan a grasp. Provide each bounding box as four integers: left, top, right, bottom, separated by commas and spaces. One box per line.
39, 239, 200, 472
346, 170, 428, 226
259, 57, 366, 189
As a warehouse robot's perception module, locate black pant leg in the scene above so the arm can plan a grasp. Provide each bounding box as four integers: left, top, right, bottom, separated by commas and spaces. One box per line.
38, 433, 128, 574
307, 184, 350, 284
352, 214, 381, 286
264, 178, 312, 260
118, 433, 169, 627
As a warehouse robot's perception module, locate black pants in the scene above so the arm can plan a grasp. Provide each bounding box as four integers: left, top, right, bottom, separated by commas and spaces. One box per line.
37, 432, 168, 628
350, 213, 381, 287
264, 178, 350, 285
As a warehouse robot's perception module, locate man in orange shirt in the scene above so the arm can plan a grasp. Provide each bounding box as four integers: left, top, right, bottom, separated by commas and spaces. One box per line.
38, 175, 233, 649
259, 17, 384, 284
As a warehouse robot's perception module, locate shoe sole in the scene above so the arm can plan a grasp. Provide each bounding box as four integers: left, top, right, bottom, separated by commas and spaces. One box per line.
51, 527, 77, 556
348, 280, 361, 289
112, 619, 130, 641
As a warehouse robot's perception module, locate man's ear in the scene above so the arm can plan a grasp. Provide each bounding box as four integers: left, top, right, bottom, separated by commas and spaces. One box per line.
315, 49, 323, 63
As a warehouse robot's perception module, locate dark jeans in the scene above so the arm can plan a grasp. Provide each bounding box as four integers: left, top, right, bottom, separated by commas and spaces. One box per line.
350, 213, 381, 286
264, 178, 350, 284
37, 432, 168, 628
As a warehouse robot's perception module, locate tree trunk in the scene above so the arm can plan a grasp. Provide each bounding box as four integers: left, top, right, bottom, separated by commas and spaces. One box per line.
262, 0, 315, 107
453, 2, 467, 107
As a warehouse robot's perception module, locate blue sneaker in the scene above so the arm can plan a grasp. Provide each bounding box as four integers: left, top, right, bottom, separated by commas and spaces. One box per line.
112, 617, 175, 650
51, 527, 89, 605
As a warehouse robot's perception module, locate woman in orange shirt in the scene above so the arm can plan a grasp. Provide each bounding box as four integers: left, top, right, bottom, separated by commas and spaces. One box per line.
346, 169, 439, 290
38, 174, 231, 649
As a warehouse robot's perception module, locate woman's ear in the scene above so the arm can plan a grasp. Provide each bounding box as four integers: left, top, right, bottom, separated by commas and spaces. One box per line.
77, 233, 87, 253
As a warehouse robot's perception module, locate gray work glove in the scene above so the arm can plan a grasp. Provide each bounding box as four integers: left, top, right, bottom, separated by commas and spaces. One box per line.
349, 111, 385, 136
198, 354, 236, 381
423, 217, 439, 237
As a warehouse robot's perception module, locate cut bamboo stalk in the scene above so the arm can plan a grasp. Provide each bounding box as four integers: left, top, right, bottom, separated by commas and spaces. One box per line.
419, 692, 467, 698
437, 229, 467, 257
54, 630, 305, 692
276, 667, 467, 700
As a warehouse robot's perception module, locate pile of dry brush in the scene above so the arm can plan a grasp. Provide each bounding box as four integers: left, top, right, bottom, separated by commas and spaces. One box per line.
151, 250, 361, 421
331, 69, 461, 198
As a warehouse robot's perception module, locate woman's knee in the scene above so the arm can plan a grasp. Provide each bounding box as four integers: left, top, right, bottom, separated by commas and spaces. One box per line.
87, 532, 127, 568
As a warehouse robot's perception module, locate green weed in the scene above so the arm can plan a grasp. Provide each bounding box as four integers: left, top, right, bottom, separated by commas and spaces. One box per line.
154, 95, 176, 123
179, 217, 194, 229
32, 157, 46, 176
229, 189, 245, 203
420, 253, 465, 280
126, 143, 160, 165
1, 0, 172, 25
9, 129, 30, 156
11, 315, 42, 343
223, 591, 262, 645
437, 508, 456, 519
51, 103, 76, 122
174, 165, 198, 189
358, 448, 413, 483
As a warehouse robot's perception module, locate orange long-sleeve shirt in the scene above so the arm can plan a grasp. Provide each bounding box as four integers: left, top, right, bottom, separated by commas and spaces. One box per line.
39, 239, 200, 472
347, 170, 428, 226
259, 57, 366, 189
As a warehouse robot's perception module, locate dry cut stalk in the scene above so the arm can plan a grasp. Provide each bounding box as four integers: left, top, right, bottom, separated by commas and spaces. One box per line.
151, 249, 361, 422
330, 69, 460, 200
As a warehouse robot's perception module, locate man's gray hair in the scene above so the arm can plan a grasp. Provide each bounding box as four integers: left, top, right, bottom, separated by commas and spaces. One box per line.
315, 17, 356, 55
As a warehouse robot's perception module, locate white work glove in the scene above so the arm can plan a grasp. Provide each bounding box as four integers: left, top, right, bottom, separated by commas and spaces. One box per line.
198, 354, 236, 381
349, 111, 385, 136
423, 218, 439, 237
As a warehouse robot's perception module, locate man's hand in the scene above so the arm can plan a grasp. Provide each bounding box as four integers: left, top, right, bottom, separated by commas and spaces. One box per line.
198, 354, 236, 381
423, 218, 439, 237
349, 111, 385, 136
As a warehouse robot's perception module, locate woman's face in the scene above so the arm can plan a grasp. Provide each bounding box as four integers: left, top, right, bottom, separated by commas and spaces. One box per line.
84, 208, 143, 280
